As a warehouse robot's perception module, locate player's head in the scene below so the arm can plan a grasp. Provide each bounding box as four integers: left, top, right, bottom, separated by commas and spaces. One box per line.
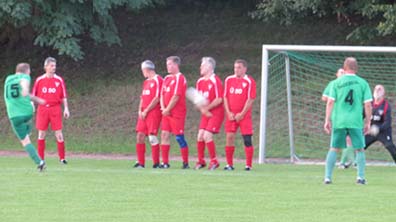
44, 57, 57, 74
166, 56, 181, 74
234, 59, 247, 77
15, 63, 31, 75
373, 84, 385, 100
343, 57, 358, 73
141, 60, 155, 78
200, 57, 216, 76
336, 68, 344, 78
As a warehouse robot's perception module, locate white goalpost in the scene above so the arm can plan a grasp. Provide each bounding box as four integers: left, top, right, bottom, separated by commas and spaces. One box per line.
259, 45, 396, 164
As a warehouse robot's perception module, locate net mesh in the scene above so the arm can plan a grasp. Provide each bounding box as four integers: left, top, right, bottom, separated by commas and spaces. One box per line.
266, 51, 396, 161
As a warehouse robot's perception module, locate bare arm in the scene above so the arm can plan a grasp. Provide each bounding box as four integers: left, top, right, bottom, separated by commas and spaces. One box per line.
324, 99, 334, 134
63, 98, 70, 119
364, 101, 372, 135
141, 97, 160, 119
29, 95, 46, 105
235, 98, 255, 121
223, 97, 235, 121
163, 95, 179, 116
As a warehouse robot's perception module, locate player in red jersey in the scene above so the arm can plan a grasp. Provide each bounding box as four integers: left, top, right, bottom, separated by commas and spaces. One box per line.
223, 59, 256, 171
134, 60, 163, 168
32, 57, 70, 164
160, 56, 190, 169
194, 57, 224, 170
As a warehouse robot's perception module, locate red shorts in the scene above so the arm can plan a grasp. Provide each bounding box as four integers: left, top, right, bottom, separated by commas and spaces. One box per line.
135, 110, 161, 135
36, 105, 63, 131
225, 115, 253, 135
199, 114, 224, 134
161, 115, 185, 135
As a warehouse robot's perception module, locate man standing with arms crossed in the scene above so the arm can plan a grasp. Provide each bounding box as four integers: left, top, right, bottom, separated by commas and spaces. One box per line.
32, 57, 70, 164
4, 63, 46, 171
135, 60, 163, 168
223, 59, 256, 171
324, 57, 372, 185
194, 57, 224, 170
160, 56, 189, 169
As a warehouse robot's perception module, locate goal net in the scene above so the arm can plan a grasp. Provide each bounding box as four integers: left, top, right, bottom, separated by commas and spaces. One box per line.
259, 45, 396, 163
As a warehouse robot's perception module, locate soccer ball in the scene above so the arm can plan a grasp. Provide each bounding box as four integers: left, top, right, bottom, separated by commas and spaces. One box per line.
186, 87, 208, 107
369, 125, 379, 136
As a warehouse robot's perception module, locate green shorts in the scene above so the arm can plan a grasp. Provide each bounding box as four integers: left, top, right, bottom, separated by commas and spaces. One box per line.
331, 128, 365, 149
10, 115, 33, 140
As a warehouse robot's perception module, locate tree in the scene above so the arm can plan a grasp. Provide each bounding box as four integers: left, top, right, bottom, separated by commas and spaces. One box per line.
250, 0, 396, 43
0, 0, 159, 60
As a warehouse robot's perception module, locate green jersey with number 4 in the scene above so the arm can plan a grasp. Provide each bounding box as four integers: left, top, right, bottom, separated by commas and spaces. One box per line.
328, 74, 372, 129
4, 73, 33, 119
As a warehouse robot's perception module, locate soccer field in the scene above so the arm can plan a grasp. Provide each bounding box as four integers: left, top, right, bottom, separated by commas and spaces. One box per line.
0, 157, 395, 222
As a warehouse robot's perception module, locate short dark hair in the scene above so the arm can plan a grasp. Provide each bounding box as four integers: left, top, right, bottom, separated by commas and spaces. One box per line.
167, 56, 181, 65
235, 59, 248, 68
15, 63, 30, 74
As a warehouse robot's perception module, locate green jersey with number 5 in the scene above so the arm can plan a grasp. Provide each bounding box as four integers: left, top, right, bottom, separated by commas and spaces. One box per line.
4, 73, 33, 119
328, 74, 372, 128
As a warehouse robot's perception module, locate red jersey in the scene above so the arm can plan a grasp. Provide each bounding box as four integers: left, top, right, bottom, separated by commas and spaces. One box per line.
161, 73, 187, 118
140, 74, 163, 112
224, 74, 256, 114
32, 74, 67, 107
196, 74, 224, 116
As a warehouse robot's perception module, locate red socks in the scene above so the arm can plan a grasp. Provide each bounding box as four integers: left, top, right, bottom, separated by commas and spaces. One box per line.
151, 144, 160, 165
37, 139, 45, 160
245, 146, 254, 167
206, 141, 217, 163
161, 144, 170, 164
181, 147, 189, 163
225, 146, 235, 166
197, 141, 205, 164
136, 143, 146, 165
57, 141, 66, 160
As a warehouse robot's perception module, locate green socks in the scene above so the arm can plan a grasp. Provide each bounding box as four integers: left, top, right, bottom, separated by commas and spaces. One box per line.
356, 151, 366, 179
340, 146, 355, 165
24, 143, 42, 165
325, 150, 337, 180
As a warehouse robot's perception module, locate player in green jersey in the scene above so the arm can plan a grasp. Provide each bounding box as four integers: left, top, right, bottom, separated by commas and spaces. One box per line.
4, 63, 46, 171
324, 57, 372, 185
322, 69, 355, 169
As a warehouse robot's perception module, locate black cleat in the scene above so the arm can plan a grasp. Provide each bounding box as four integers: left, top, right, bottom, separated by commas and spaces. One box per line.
324, 178, 332, 184
60, 159, 68, 165
153, 163, 161, 169
160, 163, 170, 169
194, 162, 206, 170
37, 161, 46, 172
244, 166, 252, 171
182, 162, 190, 169
133, 163, 145, 168
223, 165, 234, 171
356, 178, 366, 185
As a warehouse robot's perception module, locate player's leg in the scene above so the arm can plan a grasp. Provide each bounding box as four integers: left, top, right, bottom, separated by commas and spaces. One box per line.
135, 118, 147, 168
349, 128, 367, 184
378, 130, 396, 163
171, 116, 189, 169
146, 111, 161, 168
224, 119, 236, 170
324, 128, 346, 183
240, 117, 254, 171
36, 107, 49, 160
195, 129, 207, 169
204, 115, 223, 170
160, 116, 171, 168
11, 116, 44, 170
339, 136, 354, 168
51, 106, 67, 164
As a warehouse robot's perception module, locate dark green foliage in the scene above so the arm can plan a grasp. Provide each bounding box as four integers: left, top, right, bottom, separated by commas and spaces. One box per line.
251, 0, 396, 42
0, 0, 158, 60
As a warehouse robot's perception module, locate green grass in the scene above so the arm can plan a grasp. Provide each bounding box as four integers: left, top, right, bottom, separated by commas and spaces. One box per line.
1, 156, 395, 222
